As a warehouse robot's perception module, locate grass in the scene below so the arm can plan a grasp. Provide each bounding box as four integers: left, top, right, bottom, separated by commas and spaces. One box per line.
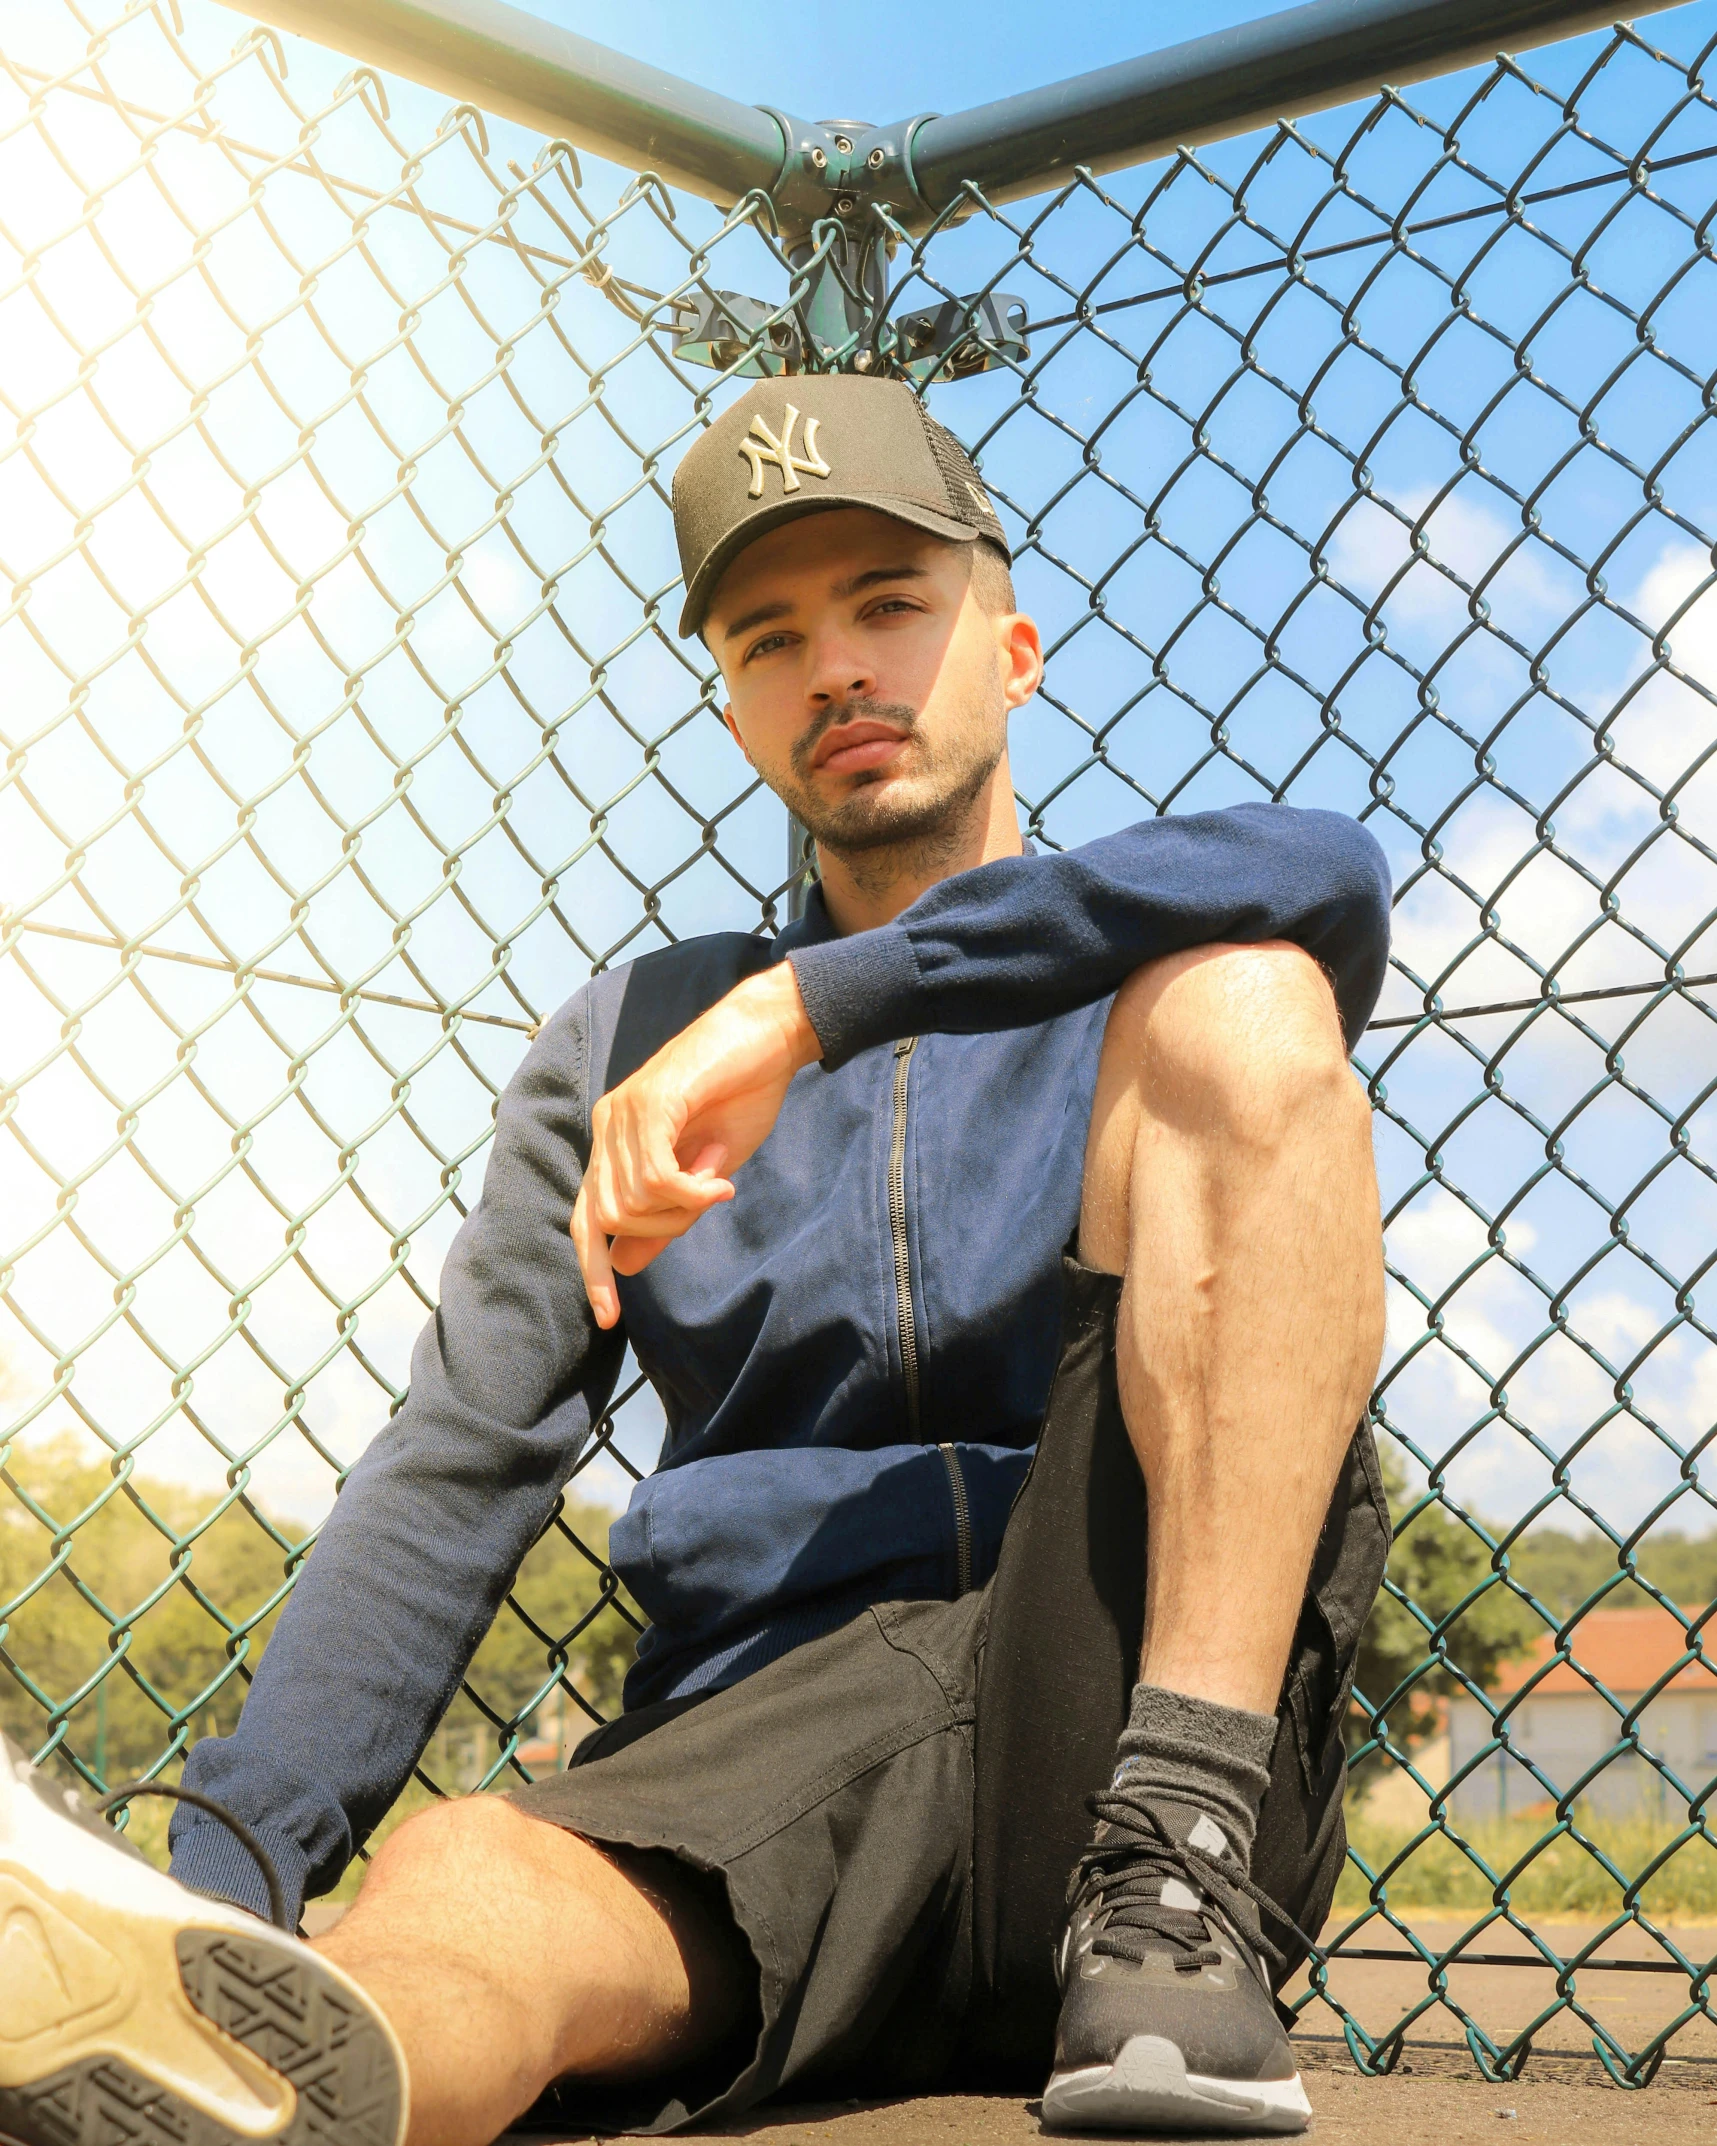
1339, 1805, 1717, 1923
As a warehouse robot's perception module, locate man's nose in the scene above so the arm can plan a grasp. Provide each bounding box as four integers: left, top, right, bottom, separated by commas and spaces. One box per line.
805, 625, 877, 707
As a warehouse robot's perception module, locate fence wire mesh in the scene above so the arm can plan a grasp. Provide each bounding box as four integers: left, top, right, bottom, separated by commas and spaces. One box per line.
5, 0, 1717, 2089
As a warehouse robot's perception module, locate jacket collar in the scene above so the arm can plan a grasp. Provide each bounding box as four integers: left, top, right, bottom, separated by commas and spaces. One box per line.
771, 838, 1036, 956
773, 882, 838, 955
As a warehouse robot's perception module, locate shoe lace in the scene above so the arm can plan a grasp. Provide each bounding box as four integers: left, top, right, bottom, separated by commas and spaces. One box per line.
1066, 1788, 1309, 1982
97, 1778, 291, 1934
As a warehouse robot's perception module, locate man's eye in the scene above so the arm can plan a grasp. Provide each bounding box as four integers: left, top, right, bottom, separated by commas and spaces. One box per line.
745, 633, 792, 662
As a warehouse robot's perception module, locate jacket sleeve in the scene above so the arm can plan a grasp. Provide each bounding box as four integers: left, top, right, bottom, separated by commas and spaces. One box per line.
786, 803, 1392, 1065
168, 986, 627, 1924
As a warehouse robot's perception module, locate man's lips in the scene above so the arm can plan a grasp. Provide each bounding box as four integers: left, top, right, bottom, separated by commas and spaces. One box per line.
810, 720, 912, 777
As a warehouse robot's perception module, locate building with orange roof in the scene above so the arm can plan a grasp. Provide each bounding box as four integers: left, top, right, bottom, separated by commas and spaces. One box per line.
1445, 1599, 1717, 1821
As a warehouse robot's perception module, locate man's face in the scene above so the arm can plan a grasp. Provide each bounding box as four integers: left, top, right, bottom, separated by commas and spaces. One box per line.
707, 507, 1028, 855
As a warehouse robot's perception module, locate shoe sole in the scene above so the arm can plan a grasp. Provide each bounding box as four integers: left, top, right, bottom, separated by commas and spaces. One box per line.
0, 1749, 406, 2146
0, 1921, 404, 2146
1042, 2032, 1311, 2135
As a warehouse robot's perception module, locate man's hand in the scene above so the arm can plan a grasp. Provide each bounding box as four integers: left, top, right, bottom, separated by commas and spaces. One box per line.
571, 961, 823, 1329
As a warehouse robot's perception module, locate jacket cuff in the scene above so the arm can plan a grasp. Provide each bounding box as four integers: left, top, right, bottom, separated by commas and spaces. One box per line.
788, 922, 923, 1067
169, 1810, 314, 1931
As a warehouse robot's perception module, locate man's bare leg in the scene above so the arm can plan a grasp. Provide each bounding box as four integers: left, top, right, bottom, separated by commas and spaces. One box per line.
312, 1796, 750, 2146
1038, 940, 1384, 2131
1078, 939, 1384, 1713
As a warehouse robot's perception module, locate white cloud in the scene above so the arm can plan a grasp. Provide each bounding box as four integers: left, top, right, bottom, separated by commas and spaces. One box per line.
1327, 485, 1568, 639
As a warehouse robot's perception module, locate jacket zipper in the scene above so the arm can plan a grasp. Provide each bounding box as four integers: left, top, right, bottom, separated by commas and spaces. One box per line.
889, 1036, 921, 1441
938, 1442, 973, 1597
891, 1041, 967, 1598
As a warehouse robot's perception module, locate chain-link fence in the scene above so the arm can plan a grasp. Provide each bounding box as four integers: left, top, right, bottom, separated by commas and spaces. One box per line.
5, 0, 1717, 2090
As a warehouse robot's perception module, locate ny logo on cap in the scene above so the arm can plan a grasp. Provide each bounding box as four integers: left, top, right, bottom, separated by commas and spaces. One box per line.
740, 405, 831, 498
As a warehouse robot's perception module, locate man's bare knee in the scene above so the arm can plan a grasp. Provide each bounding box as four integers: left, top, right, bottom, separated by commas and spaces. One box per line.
341, 1795, 741, 1997
1081, 942, 1363, 1271
369, 1788, 522, 1868
346, 1792, 598, 1924
1102, 941, 1355, 1142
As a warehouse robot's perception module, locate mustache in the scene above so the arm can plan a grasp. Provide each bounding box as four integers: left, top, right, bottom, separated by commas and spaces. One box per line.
791, 697, 919, 781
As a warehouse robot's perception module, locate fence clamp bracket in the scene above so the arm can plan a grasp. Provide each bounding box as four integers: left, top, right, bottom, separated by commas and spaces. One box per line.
758, 110, 935, 232
671, 109, 1027, 381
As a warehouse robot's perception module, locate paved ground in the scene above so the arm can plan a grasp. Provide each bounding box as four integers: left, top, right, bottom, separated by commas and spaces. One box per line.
507, 2003, 1717, 2141
505, 2065, 1717, 2141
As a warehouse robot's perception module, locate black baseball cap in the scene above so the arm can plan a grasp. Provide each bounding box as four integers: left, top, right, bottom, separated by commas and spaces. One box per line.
672, 373, 1010, 640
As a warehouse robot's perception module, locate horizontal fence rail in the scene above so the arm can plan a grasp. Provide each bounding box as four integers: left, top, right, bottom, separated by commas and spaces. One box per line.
4, 0, 1717, 2092
215, 0, 787, 208
906, 0, 1689, 209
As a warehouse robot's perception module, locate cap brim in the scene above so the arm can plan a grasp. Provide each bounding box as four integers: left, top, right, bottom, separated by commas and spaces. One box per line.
678, 491, 984, 641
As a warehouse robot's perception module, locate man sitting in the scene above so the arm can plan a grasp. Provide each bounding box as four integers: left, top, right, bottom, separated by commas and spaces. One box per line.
2, 373, 1391, 2143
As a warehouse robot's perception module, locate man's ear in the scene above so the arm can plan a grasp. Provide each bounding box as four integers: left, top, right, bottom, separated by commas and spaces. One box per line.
721, 703, 756, 767
999, 611, 1044, 711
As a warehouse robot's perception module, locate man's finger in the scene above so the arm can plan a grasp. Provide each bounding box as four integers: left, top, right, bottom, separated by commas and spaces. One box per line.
585, 1177, 735, 1242
609, 1232, 674, 1277
576, 1173, 735, 1297
595, 1141, 737, 1233
570, 1189, 620, 1330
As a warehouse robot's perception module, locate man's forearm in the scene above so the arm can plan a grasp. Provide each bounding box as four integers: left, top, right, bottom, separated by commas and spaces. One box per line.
786, 803, 1392, 1068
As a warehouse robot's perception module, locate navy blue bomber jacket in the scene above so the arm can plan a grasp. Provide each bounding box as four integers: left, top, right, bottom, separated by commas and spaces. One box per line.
169, 803, 1392, 1921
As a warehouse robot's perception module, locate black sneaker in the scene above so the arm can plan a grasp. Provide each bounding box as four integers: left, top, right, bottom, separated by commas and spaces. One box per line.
0, 1732, 407, 2146
1041, 1788, 1311, 2135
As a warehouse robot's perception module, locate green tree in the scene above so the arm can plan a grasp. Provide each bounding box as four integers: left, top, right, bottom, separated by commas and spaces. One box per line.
0, 1438, 634, 1792
1350, 1442, 1540, 1756
432, 1494, 638, 1782
1505, 1526, 1717, 1623
0, 1439, 301, 1785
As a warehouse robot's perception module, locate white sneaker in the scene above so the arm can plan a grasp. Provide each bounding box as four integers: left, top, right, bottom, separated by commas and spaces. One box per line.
0, 1734, 407, 2146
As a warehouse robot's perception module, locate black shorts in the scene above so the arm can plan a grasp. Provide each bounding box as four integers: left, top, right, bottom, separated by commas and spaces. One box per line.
510, 1257, 1391, 2135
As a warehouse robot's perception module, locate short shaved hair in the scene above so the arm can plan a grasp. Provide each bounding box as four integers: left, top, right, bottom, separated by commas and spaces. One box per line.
969, 541, 1017, 616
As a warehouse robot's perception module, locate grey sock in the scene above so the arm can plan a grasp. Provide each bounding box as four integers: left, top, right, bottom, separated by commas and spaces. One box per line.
1111, 1683, 1279, 1870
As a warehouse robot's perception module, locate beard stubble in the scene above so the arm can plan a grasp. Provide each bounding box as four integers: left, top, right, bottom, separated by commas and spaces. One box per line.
779, 685, 1006, 869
